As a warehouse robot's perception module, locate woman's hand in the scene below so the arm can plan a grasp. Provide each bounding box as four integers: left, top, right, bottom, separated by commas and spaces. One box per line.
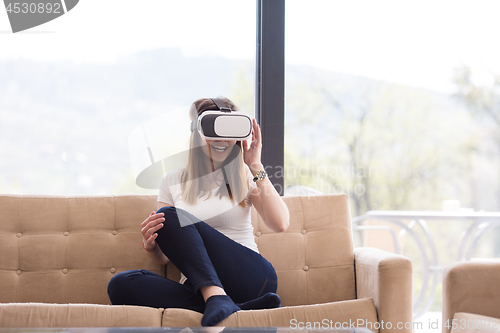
242, 118, 263, 171
141, 211, 165, 252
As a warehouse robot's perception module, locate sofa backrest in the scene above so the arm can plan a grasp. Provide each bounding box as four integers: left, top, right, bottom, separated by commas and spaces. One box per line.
0, 194, 355, 306
252, 194, 356, 306
0, 195, 162, 305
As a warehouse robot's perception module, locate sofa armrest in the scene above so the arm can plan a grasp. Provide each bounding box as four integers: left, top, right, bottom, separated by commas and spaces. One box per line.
443, 261, 500, 333
354, 247, 413, 333
449, 312, 500, 333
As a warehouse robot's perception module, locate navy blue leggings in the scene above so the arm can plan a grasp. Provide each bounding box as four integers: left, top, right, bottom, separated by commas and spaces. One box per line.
107, 206, 278, 313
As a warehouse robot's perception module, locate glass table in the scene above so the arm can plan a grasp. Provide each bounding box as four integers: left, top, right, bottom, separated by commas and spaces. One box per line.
1, 327, 374, 333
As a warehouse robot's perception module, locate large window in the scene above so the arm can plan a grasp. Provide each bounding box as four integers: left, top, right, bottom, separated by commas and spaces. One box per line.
285, 0, 500, 319
3, 0, 500, 322
0, 0, 256, 195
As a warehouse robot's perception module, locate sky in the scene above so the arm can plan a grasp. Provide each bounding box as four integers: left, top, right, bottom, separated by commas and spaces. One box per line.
1, 0, 500, 94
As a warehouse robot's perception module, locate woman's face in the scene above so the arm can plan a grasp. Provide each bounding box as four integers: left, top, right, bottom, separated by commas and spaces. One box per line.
201, 138, 237, 166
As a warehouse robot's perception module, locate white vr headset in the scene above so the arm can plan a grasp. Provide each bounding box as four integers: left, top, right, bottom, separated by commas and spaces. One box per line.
190, 98, 252, 141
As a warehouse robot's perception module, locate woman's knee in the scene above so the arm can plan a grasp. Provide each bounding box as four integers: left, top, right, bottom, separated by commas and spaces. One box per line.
156, 206, 202, 233
156, 206, 178, 223
155, 206, 181, 237
156, 205, 176, 214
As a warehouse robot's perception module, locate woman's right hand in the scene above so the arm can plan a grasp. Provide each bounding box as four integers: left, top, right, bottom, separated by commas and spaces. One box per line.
141, 211, 165, 252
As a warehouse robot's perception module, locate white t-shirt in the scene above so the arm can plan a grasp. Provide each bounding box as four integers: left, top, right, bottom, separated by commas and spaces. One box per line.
157, 166, 259, 253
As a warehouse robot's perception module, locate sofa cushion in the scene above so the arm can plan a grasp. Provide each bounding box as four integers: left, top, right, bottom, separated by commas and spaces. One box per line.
0, 303, 164, 327
450, 312, 500, 333
252, 195, 356, 306
162, 298, 378, 331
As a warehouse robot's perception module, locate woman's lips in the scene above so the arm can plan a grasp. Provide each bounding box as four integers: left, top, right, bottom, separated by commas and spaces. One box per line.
210, 145, 228, 152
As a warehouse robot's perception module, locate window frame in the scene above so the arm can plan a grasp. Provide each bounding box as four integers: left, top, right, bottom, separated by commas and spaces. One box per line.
255, 0, 285, 195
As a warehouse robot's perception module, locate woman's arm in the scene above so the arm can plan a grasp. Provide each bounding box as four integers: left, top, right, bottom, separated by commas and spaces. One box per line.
243, 119, 290, 232
249, 166, 290, 232
140, 202, 172, 265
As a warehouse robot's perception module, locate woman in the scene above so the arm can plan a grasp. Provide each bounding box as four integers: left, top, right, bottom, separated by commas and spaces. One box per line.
107, 97, 290, 326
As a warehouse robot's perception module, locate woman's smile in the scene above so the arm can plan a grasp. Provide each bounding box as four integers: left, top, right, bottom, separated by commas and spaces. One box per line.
210, 144, 229, 153
201, 139, 237, 168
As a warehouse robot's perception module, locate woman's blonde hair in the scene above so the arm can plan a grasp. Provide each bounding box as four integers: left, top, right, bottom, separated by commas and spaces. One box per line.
180, 97, 248, 207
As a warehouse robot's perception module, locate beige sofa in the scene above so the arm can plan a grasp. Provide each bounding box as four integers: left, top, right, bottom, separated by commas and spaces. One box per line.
443, 261, 500, 333
0, 194, 412, 331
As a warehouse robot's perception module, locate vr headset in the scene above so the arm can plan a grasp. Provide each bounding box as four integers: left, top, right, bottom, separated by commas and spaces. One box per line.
190, 98, 252, 141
